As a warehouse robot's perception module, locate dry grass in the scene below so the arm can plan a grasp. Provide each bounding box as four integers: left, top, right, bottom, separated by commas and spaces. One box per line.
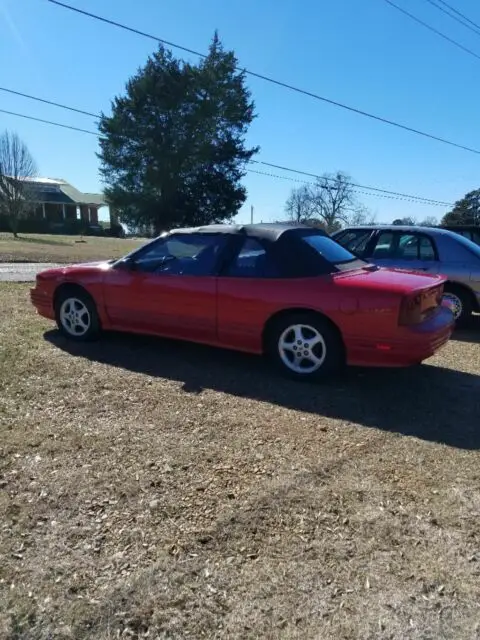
0, 233, 144, 264
1, 284, 479, 639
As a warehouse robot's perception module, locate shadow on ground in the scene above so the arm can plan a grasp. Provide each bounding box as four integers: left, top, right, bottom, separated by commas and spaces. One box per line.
451, 315, 480, 343
45, 328, 480, 450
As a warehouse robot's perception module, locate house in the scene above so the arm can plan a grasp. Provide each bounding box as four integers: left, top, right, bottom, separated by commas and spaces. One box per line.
25, 177, 106, 226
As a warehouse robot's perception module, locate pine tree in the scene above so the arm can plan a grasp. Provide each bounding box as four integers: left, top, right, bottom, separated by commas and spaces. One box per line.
98, 34, 258, 233
441, 190, 480, 226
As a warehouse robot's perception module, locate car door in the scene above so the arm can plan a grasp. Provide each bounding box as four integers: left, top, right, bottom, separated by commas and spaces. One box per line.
216, 236, 283, 353
368, 231, 440, 274
102, 232, 228, 342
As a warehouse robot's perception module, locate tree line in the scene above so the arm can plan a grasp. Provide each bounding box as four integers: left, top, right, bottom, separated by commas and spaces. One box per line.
0, 32, 479, 236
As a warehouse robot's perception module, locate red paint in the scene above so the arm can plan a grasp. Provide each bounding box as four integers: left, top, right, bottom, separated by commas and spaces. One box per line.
31, 261, 454, 368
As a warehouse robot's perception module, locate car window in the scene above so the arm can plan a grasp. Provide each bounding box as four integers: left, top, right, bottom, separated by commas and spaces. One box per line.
302, 234, 358, 264
418, 235, 436, 260
372, 232, 395, 258
396, 234, 436, 261
225, 238, 279, 278
335, 230, 372, 256
133, 233, 226, 276
397, 234, 418, 259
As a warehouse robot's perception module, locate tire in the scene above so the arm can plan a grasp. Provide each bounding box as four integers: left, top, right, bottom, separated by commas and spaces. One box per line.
55, 287, 100, 342
266, 312, 345, 381
442, 284, 473, 328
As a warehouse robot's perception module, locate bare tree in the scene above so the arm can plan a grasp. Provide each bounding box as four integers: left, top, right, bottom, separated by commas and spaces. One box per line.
309, 172, 356, 232
284, 171, 368, 233
418, 215, 438, 227
0, 131, 38, 237
346, 205, 377, 226
392, 216, 416, 225
284, 185, 314, 223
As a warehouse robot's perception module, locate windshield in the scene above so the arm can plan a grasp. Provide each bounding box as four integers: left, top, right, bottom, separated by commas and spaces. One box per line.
302, 234, 366, 268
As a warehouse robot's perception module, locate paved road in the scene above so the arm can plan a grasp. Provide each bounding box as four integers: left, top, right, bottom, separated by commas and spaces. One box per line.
0, 263, 61, 282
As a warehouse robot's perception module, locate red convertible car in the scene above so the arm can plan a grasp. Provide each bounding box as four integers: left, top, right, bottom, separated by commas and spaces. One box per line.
31, 223, 454, 380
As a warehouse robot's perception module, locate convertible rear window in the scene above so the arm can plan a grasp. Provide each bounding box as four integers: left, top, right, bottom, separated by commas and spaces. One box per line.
302, 234, 360, 264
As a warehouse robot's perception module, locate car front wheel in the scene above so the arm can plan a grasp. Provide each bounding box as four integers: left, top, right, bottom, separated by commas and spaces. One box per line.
268, 313, 345, 381
55, 289, 100, 341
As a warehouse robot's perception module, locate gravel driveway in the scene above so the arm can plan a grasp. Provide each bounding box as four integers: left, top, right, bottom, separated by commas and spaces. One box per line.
0, 263, 61, 282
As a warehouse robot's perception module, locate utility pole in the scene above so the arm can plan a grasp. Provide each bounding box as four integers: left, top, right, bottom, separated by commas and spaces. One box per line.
250, 205, 254, 224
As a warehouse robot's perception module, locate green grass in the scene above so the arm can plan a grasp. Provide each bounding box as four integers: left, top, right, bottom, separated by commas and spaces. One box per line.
0, 233, 145, 264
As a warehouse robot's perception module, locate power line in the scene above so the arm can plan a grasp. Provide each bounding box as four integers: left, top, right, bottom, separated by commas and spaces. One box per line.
0, 108, 99, 136
423, 0, 480, 36
384, 0, 480, 62
247, 169, 451, 206
47, 0, 480, 156
251, 160, 452, 205
0, 104, 452, 206
0, 87, 99, 119
436, 0, 480, 32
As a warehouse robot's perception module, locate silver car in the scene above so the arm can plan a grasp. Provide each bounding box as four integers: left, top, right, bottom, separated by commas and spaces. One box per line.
332, 225, 480, 325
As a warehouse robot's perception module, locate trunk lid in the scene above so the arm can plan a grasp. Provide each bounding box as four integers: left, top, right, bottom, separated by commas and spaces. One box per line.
333, 265, 446, 295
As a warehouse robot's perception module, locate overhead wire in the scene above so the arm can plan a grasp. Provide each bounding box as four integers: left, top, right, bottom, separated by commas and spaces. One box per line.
383, 0, 480, 62
251, 160, 452, 205
247, 169, 451, 206
423, 0, 480, 36
0, 103, 452, 207
435, 0, 480, 32
0, 108, 99, 136
45, 0, 480, 156
0, 87, 99, 119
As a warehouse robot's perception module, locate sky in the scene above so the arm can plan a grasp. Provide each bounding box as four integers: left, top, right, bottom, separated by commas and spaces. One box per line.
1, 0, 480, 224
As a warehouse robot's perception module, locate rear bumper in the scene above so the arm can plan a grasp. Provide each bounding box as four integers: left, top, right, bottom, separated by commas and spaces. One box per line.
30, 287, 55, 321
345, 306, 455, 367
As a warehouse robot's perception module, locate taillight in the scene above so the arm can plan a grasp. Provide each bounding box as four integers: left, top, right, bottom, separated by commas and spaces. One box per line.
399, 285, 443, 326
435, 284, 444, 305
399, 293, 423, 325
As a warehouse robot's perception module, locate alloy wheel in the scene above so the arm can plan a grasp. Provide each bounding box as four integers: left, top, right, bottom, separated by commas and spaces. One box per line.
278, 323, 327, 374
59, 297, 91, 337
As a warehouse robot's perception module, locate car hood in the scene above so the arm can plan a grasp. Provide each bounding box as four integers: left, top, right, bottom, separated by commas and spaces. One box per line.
333, 265, 445, 294
37, 260, 114, 279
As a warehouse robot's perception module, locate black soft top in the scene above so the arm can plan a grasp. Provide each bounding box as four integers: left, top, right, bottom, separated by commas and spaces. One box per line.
169, 222, 327, 242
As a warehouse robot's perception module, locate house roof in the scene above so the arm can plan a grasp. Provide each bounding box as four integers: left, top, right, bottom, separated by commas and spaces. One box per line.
27, 177, 107, 206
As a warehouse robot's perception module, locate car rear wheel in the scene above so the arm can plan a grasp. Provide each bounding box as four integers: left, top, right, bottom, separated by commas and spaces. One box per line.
442, 285, 472, 327
55, 289, 100, 341
268, 313, 345, 381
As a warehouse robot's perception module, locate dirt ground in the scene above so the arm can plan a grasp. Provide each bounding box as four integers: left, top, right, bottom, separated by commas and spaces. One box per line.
0, 233, 144, 264
1, 284, 479, 639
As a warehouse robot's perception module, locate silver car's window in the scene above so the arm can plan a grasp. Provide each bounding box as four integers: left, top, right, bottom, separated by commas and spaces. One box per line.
372, 232, 395, 258
397, 234, 436, 261
372, 232, 437, 261
336, 230, 372, 255
419, 236, 436, 260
